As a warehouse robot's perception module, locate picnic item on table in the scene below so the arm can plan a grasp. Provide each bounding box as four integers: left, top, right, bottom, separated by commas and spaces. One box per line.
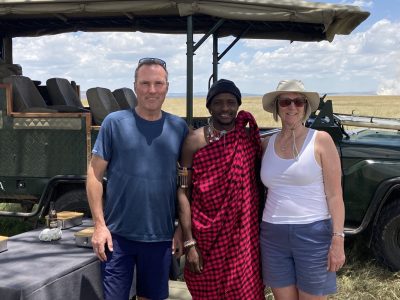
39, 227, 62, 241
0, 236, 8, 253
46, 211, 84, 229
74, 227, 94, 248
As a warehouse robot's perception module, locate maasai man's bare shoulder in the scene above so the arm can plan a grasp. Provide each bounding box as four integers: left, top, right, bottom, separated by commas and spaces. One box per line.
181, 127, 208, 158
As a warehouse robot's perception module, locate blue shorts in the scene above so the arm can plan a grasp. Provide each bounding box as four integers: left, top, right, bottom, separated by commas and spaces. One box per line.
102, 234, 171, 300
260, 219, 336, 296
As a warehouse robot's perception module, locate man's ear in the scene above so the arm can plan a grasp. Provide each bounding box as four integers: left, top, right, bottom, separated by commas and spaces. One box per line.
133, 82, 137, 93
166, 81, 169, 92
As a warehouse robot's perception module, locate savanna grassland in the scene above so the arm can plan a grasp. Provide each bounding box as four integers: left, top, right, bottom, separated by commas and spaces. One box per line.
164, 94, 400, 300
163, 95, 400, 128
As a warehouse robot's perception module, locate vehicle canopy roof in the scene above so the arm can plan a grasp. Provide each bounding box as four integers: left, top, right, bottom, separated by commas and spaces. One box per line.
0, 0, 369, 41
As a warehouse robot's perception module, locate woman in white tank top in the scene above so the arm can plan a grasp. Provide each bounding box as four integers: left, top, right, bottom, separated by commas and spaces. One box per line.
259, 80, 345, 300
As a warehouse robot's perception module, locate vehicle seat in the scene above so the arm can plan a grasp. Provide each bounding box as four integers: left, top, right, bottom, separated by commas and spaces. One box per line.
0, 63, 22, 81
3, 75, 57, 112
86, 87, 120, 125
46, 77, 84, 108
112, 87, 137, 109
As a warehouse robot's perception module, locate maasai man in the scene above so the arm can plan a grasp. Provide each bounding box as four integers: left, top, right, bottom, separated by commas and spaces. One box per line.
177, 79, 265, 299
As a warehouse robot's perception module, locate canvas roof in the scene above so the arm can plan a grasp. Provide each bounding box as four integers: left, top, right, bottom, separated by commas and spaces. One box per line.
0, 0, 370, 42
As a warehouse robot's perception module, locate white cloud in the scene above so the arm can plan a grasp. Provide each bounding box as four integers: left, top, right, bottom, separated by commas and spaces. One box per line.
14, 32, 193, 92
377, 78, 400, 95
345, 1, 373, 8
218, 19, 400, 94
377, 52, 400, 94
12, 17, 400, 95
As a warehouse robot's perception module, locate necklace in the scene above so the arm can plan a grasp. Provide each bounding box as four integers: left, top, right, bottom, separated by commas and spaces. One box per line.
279, 135, 288, 151
278, 132, 291, 151
207, 118, 235, 143
278, 128, 304, 160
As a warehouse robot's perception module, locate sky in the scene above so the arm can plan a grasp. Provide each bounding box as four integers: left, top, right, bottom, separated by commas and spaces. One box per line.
13, 0, 400, 96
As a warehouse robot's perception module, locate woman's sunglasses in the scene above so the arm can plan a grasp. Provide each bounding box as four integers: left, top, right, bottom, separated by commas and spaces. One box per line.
278, 98, 307, 108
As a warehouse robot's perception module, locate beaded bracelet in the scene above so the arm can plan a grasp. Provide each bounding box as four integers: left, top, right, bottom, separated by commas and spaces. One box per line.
184, 239, 197, 249
332, 232, 345, 238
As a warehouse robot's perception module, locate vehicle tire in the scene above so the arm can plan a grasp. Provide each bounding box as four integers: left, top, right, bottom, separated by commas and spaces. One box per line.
371, 200, 400, 271
54, 189, 91, 217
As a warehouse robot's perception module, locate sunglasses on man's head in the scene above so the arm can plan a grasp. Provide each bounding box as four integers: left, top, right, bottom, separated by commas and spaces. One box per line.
277, 97, 307, 108
138, 57, 166, 69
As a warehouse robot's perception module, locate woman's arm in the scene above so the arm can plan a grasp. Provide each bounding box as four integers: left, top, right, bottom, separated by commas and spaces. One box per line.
316, 130, 346, 272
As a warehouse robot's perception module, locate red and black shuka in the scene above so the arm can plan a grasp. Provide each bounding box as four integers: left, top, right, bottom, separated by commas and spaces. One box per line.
185, 111, 265, 300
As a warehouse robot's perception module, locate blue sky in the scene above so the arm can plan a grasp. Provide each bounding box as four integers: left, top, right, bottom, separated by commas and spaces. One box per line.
13, 0, 400, 95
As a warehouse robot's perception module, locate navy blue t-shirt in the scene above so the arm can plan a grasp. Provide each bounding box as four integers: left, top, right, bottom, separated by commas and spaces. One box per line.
92, 109, 188, 242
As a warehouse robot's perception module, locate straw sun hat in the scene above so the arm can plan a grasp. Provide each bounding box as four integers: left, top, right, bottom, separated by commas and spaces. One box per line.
262, 80, 320, 113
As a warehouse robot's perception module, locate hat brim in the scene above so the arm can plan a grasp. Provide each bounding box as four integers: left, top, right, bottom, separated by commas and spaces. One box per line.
262, 91, 320, 113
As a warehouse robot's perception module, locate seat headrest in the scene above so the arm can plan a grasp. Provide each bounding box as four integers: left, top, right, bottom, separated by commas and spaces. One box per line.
86, 87, 120, 125
46, 77, 84, 108
112, 87, 137, 109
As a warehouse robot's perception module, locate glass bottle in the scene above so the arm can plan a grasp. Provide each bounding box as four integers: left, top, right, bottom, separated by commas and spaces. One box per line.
48, 201, 58, 229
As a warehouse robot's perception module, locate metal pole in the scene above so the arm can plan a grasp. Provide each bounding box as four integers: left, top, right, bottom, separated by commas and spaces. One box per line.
1, 37, 13, 64
212, 34, 218, 86
193, 19, 225, 52
186, 16, 194, 126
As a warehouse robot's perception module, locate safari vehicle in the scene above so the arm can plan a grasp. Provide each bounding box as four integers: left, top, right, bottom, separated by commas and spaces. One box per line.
2, 0, 398, 272
306, 99, 400, 271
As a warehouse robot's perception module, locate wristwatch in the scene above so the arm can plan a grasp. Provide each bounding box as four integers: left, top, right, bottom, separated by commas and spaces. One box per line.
332, 232, 345, 238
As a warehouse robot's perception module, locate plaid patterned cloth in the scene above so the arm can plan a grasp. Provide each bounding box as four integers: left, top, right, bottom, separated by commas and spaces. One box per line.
185, 111, 265, 299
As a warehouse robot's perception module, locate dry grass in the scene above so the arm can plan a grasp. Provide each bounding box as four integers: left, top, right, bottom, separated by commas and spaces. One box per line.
329, 95, 400, 118
331, 236, 400, 300
263, 236, 400, 300
0, 204, 36, 236
162, 95, 400, 128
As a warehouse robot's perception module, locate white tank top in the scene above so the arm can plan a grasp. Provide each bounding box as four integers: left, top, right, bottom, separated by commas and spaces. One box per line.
260, 129, 330, 224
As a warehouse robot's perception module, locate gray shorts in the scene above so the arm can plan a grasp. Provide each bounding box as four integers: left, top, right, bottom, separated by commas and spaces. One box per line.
260, 219, 336, 296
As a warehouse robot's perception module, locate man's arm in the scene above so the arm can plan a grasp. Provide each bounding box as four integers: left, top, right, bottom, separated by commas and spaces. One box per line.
86, 155, 112, 262
177, 129, 204, 273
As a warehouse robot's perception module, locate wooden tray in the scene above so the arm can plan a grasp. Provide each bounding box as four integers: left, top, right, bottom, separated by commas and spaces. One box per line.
46, 211, 84, 229
57, 211, 84, 220
0, 236, 8, 253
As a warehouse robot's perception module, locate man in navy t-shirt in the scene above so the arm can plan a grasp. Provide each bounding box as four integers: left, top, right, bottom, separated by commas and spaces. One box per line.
86, 58, 188, 300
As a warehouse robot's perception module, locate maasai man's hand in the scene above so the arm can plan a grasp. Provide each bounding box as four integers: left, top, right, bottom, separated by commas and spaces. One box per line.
172, 225, 183, 258
186, 246, 203, 273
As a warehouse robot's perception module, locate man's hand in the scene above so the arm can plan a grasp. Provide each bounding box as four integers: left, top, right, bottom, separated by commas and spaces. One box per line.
172, 224, 183, 258
92, 224, 113, 262
185, 246, 203, 273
